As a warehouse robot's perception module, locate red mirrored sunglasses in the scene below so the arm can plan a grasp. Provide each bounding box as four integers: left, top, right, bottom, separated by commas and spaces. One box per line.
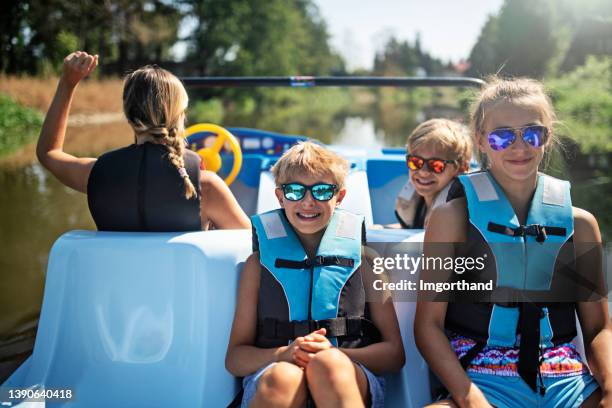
406, 154, 457, 174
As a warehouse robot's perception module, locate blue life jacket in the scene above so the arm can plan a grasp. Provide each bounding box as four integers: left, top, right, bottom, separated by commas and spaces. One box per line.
251, 208, 380, 348
444, 171, 578, 394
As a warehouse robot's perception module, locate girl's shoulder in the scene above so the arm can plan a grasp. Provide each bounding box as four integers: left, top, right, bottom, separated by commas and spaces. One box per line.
572, 207, 601, 243
426, 197, 469, 242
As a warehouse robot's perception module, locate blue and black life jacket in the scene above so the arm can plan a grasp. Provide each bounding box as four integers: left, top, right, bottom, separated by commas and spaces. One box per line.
88, 142, 201, 232
251, 208, 380, 348
444, 171, 579, 394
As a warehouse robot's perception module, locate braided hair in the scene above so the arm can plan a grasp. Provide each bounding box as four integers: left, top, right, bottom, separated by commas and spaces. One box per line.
123, 65, 197, 199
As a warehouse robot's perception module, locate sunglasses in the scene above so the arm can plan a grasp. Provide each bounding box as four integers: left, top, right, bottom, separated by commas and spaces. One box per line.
487, 125, 548, 151
406, 154, 457, 174
281, 183, 338, 202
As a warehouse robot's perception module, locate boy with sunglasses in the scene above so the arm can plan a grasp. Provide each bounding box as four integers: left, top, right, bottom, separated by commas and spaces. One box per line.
395, 118, 472, 229
226, 142, 405, 408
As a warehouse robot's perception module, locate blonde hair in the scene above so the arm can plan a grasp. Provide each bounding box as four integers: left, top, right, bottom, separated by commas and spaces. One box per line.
271, 142, 349, 189
470, 76, 559, 167
123, 65, 196, 199
407, 118, 473, 169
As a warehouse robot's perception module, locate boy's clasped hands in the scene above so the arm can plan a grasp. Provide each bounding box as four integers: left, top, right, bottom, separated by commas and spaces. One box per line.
279, 328, 331, 369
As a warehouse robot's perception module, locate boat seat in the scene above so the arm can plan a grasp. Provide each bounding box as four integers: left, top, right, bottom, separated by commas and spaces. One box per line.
3, 228, 430, 407
368, 229, 431, 407
228, 156, 264, 216
366, 158, 408, 225
2, 230, 252, 407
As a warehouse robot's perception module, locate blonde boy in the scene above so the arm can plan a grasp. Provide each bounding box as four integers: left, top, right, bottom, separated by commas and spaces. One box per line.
396, 118, 472, 229
226, 142, 404, 408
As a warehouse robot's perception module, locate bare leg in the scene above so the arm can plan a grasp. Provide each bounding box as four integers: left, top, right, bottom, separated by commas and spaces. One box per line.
250, 362, 308, 408
305, 348, 368, 408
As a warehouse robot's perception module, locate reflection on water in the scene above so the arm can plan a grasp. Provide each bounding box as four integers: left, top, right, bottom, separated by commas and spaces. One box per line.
0, 105, 609, 373
0, 164, 95, 351
334, 117, 383, 147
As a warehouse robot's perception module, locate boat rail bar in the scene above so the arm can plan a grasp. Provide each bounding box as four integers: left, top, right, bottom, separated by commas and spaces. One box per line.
181, 76, 485, 88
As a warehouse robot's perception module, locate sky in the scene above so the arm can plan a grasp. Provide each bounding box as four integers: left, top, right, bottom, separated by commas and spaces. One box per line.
314, 0, 504, 71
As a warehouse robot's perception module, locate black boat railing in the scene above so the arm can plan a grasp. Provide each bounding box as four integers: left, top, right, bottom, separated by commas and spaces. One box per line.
180, 76, 484, 88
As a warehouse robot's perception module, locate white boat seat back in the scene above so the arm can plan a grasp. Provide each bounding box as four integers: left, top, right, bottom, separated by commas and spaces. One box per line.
366, 158, 409, 225
3, 230, 251, 407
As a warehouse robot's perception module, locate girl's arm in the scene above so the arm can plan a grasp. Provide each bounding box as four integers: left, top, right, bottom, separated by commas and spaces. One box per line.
36, 51, 98, 193
574, 207, 612, 401
199, 170, 250, 230
225, 252, 299, 376
337, 253, 405, 374
414, 200, 492, 408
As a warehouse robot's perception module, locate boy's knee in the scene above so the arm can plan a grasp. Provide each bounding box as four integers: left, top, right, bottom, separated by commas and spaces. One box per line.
306, 348, 354, 384
257, 362, 306, 403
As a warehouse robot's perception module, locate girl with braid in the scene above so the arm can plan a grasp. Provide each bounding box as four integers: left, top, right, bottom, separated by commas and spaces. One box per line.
37, 51, 250, 231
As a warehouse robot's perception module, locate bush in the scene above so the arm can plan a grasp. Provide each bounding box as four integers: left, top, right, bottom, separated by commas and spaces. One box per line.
0, 93, 43, 156
187, 99, 224, 126
547, 56, 612, 153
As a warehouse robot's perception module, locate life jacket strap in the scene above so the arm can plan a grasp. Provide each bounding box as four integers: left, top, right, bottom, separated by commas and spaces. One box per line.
459, 342, 486, 369
274, 256, 355, 269
487, 222, 566, 243
518, 302, 544, 394
259, 317, 376, 340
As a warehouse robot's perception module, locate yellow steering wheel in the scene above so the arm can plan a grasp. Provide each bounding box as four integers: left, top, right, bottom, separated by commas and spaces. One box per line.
184, 123, 243, 186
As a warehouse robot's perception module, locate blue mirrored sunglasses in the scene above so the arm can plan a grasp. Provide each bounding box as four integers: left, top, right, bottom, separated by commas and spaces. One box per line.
281, 183, 338, 202
487, 125, 548, 151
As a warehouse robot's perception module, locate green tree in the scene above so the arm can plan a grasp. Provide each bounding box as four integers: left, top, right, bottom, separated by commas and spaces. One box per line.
496, 0, 558, 77
547, 56, 612, 153
373, 35, 444, 76
0, 0, 183, 75
374, 37, 419, 76
466, 15, 499, 77
468, 0, 559, 78
185, 0, 342, 76
0, 2, 33, 73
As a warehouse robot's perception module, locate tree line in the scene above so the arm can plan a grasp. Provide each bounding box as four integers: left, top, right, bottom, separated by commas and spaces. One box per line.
0, 0, 344, 77
2, 0, 611, 80
467, 0, 612, 78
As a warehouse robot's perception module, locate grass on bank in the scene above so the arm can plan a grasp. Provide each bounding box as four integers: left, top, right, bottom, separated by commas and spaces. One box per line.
0, 75, 124, 114
0, 94, 43, 157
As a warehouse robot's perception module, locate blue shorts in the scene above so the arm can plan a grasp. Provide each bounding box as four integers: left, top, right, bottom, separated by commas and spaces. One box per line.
468, 372, 599, 408
241, 362, 385, 408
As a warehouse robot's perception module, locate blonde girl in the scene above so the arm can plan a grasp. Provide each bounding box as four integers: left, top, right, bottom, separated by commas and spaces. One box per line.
415, 77, 612, 408
37, 51, 249, 231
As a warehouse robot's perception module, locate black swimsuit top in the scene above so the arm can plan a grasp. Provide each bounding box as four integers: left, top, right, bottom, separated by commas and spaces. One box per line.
87, 142, 201, 231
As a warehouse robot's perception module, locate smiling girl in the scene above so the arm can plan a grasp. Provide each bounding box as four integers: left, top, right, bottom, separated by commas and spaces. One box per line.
415, 77, 612, 407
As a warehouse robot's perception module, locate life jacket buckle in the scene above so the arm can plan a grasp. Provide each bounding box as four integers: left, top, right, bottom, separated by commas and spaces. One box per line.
523, 224, 547, 243
535, 225, 547, 243
313, 256, 325, 266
